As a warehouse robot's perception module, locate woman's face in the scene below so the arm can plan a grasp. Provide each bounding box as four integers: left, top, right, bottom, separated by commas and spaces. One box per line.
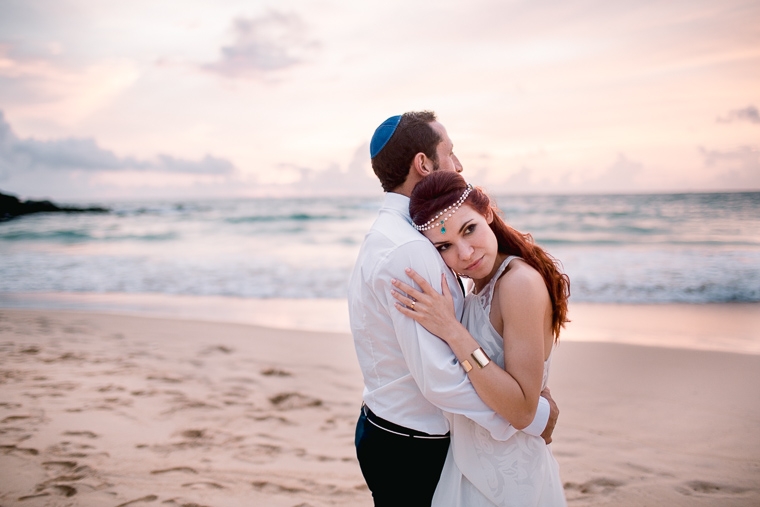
422, 203, 501, 284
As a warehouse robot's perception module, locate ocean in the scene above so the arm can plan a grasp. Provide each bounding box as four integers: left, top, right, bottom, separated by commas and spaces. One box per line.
1, 192, 759, 304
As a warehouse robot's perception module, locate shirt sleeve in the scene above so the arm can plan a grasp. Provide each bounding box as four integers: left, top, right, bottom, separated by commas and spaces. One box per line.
373, 240, 548, 441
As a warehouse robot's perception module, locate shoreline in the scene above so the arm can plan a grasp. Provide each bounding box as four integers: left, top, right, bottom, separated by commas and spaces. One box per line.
0, 308, 758, 505
1, 291, 759, 355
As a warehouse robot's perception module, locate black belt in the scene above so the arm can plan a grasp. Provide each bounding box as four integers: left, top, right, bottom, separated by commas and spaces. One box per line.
363, 404, 450, 440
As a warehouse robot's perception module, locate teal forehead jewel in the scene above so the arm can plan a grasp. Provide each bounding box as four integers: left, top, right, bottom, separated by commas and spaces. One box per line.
413, 184, 474, 233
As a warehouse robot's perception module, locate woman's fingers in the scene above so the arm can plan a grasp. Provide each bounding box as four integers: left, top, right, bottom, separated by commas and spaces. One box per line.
394, 302, 421, 321
390, 288, 416, 308
405, 268, 434, 293
390, 277, 422, 300
440, 273, 450, 297
391, 268, 440, 300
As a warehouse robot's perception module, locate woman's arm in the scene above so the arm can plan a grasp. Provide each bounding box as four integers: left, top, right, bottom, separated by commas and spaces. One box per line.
391, 266, 549, 429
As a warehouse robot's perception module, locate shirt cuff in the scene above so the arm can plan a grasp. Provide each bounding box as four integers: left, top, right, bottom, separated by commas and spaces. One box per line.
521, 396, 550, 437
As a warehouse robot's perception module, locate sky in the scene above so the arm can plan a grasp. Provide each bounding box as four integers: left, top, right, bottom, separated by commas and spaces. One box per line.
0, 0, 758, 200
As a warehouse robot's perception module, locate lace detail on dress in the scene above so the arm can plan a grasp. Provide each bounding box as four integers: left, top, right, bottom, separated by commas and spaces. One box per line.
473, 255, 521, 315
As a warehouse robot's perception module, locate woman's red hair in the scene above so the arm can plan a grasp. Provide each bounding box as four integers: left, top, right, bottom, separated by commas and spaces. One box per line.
410, 172, 570, 340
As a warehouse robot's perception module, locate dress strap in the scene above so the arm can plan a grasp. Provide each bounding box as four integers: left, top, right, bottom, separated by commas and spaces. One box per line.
478, 255, 522, 312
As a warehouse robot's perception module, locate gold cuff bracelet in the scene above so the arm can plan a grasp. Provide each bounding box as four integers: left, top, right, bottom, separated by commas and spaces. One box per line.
471, 347, 491, 369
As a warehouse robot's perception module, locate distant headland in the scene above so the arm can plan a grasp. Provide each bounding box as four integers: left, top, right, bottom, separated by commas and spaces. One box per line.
0, 190, 109, 221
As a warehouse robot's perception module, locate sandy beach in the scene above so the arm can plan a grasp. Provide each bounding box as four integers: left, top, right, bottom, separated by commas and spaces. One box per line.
1, 303, 759, 506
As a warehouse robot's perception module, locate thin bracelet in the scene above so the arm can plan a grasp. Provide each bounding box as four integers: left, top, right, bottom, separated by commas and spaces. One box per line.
471, 347, 491, 368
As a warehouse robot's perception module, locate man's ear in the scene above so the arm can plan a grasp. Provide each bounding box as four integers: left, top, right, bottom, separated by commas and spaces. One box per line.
412, 152, 432, 178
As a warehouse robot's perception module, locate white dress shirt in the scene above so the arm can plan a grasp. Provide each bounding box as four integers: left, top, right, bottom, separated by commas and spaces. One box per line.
349, 192, 550, 440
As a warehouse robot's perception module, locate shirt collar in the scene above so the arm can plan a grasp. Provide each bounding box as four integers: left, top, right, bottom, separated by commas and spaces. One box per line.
383, 192, 412, 224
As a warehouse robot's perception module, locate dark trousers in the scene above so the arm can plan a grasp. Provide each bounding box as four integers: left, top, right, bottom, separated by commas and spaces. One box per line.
355, 406, 450, 506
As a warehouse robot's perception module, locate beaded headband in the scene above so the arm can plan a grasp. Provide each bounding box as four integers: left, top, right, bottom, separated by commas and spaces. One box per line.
412, 183, 474, 234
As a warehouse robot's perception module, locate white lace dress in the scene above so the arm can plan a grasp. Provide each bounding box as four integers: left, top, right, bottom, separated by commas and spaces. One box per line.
432, 256, 566, 506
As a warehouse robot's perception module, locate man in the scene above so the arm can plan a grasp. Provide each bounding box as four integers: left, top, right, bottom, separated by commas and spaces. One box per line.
349, 111, 559, 505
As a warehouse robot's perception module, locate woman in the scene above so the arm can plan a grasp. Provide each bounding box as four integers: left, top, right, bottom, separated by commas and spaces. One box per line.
390, 171, 570, 506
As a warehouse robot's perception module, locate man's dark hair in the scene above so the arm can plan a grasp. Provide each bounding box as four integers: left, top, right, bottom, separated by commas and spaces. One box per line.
371, 111, 441, 192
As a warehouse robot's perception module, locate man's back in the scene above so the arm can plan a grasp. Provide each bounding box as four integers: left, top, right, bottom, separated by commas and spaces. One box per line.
349, 192, 459, 433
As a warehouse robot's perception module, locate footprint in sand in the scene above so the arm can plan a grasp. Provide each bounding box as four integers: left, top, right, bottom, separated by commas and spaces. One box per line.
182, 481, 225, 490
42, 461, 77, 470
1, 414, 33, 423
47, 440, 100, 459
160, 498, 212, 507
18, 492, 52, 501
0, 444, 39, 456
201, 345, 234, 355
622, 461, 676, 479
33, 465, 94, 497
42, 351, 87, 363
52, 485, 77, 497
564, 477, 624, 496
261, 368, 292, 377
150, 467, 198, 475
97, 384, 126, 393
269, 392, 322, 410
130, 389, 160, 397
252, 478, 355, 498
219, 386, 253, 406
147, 375, 184, 383
26, 484, 77, 498
42, 460, 78, 471
676, 480, 749, 497
62, 430, 98, 439
115, 494, 159, 506
319, 417, 338, 431
180, 429, 206, 439
0, 427, 29, 438
251, 480, 306, 494
233, 443, 284, 464
248, 414, 292, 424
162, 399, 219, 415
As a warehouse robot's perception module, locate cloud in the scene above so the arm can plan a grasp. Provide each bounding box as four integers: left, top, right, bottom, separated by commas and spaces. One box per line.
585, 154, 643, 190
701, 145, 760, 189
492, 154, 646, 194
701, 145, 759, 167
0, 110, 235, 177
717, 105, 760, 124
273, 143, 380, 196
203, 11, 318, 79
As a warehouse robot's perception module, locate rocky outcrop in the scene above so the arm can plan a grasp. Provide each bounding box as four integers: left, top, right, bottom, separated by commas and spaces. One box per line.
0, 191, 109, 221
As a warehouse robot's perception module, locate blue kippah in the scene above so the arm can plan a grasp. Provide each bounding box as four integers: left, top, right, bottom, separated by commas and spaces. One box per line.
370, 115, 402, 158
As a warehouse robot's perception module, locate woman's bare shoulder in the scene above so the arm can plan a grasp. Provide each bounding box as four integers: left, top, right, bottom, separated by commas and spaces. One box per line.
498, 259, 547, 302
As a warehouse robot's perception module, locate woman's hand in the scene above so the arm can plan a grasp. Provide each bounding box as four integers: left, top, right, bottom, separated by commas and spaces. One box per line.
391, 268, 459, 342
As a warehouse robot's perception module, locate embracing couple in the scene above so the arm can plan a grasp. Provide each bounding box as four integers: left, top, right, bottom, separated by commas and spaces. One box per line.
349, 111, 571, 506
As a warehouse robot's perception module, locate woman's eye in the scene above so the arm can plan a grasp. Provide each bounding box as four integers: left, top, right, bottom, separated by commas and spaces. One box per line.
437, 244, 450, 252
465, 224, 476, 234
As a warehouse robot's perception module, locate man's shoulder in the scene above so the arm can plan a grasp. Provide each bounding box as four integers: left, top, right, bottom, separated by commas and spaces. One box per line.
365, 211, 431, 249
355, 213, 441, 276
371, 213, 440, 250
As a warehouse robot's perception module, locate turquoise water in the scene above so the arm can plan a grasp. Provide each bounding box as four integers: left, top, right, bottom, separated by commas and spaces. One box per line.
1, 192, 758, 303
